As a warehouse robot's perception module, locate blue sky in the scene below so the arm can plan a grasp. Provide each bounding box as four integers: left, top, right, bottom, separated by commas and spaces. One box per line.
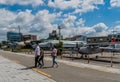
0, 0, 120, 41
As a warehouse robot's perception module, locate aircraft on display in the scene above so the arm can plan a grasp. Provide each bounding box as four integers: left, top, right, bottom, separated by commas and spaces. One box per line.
39, 40, 86, 48
78, 43, 102, 58
78, 42, 120, 58
100, 43, 120, 53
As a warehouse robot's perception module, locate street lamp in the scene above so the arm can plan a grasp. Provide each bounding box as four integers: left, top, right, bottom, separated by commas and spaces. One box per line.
58, 25, 62, 43
18, 25, 21, 41
18, 25, 20, 34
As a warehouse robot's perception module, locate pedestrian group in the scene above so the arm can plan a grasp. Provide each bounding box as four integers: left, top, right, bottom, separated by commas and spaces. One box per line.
34, 42, 58, 68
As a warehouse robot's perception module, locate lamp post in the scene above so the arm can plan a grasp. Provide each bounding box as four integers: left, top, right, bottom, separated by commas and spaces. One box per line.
58, 25, 62, 43
18, 25, 21, 41
18, 25, 20, 34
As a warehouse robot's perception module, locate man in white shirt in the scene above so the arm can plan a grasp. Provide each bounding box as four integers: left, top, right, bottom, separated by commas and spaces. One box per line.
34, 43, 40, 67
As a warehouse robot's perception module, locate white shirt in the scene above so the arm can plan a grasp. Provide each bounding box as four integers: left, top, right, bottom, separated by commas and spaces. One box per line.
35, 45, 40, 57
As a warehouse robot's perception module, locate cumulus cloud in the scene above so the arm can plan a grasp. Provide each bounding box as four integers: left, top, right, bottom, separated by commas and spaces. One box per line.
0, 8, 111, 41
48, 0, 80, 10
0, 9, 16, 27
48, 0, 104, 13
0, 0, 44, 6
0, 6, 117, 42
74, 0, 104, 14
110, 0, 120, 7
76, 18, 85, 27
61, 21, 109, 38
113, 25, 120, 32
0, 9, 59, 41
92, 23, 108, 32
15, 10, 34, 25
62, 15, 77, 28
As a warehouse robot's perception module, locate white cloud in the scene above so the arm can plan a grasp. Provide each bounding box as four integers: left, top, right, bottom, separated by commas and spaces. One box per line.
15, 10, 34, 25
0, 9, 59, 41
48, 0, 104, 13
0, 9, 16, 27
62, 15, 77, 28
0, 8, 116, 42
0, 0, 44, 6
110, 0, 120, 7
87, 23, 109, 36
0, 8, 110, 41
92, 23, 108, 32
61, 22, 109, 38
48, 0, 80, 10
76, 18, 85, 27
74, 0, 104, 14
113, 25, 120, 32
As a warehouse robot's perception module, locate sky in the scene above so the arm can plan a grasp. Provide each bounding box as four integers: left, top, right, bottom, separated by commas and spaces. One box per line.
0, 0, 120, 41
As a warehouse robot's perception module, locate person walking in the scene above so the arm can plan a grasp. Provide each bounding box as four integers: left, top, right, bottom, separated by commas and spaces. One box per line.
34, 43, 40, 67
51, 46, 58, 68
38, 48, 44, 68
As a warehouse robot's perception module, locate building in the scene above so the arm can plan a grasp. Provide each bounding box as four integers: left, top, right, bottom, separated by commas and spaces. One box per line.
65, 35, 86, 41
108, 33, 120, 42
22, 35, 37, 41
87, 33, 120, 43
87, 36, 109, 43
71, 35, 86, 41
48, 30, 59, 40
7, 31, 22, 43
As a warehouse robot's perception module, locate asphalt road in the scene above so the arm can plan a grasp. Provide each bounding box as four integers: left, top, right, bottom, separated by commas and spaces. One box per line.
0, 50, 120, 82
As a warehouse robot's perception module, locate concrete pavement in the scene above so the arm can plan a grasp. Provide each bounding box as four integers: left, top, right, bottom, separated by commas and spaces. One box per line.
0, 56, 55, 82
0, 50, 120, 82
45, 57, 120, 74
9, 50, 120, 75
1, 50, 120, 74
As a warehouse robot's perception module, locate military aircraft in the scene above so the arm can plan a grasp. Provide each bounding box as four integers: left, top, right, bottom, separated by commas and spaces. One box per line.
78, 43, 102, 58
78, 42, 120, 58
39, 40, 86, 48
100, 43, 120, 53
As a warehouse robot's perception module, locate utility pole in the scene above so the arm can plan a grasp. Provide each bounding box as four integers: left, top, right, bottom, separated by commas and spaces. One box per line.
18, 25, 21, 41
58, 25, 61, 43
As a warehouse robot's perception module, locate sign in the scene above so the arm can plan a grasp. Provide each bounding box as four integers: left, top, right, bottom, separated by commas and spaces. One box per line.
111, 38, 116, 42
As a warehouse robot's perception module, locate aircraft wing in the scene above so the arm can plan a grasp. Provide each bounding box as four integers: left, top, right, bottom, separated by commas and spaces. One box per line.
78, 45, 101, 54
100, 46, 120, 53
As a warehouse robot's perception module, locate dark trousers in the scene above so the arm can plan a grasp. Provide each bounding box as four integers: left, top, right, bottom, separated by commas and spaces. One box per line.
35, 56, 39, 67
38, 57, 44, 66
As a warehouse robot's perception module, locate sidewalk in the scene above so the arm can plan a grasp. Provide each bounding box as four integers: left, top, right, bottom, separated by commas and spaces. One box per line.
14, 51, 120, 74
1, 50, 120, 75
0, 56, 56, 82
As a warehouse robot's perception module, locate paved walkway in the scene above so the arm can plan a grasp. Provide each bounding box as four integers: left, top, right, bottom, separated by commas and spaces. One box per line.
10, 51, 120, 74
15, 52, 120, 74
0, 56, 55, 82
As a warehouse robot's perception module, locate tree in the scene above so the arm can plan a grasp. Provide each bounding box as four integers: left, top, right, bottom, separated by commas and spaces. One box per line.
40, 38, 46, 42
56, 41, 63, 58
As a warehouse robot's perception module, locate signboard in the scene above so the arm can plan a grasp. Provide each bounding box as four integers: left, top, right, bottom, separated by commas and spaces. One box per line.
111, 38, 116, 42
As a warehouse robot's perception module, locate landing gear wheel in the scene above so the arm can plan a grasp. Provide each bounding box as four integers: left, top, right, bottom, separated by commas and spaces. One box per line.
96, 56, 98, 59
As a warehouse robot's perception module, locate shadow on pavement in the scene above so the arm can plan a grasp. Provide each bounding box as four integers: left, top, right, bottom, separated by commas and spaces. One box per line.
42, 66, 53, 69
19, 66, 35, 70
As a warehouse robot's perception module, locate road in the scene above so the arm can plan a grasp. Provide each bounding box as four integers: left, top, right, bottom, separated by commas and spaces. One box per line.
0, 50, 120, 82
